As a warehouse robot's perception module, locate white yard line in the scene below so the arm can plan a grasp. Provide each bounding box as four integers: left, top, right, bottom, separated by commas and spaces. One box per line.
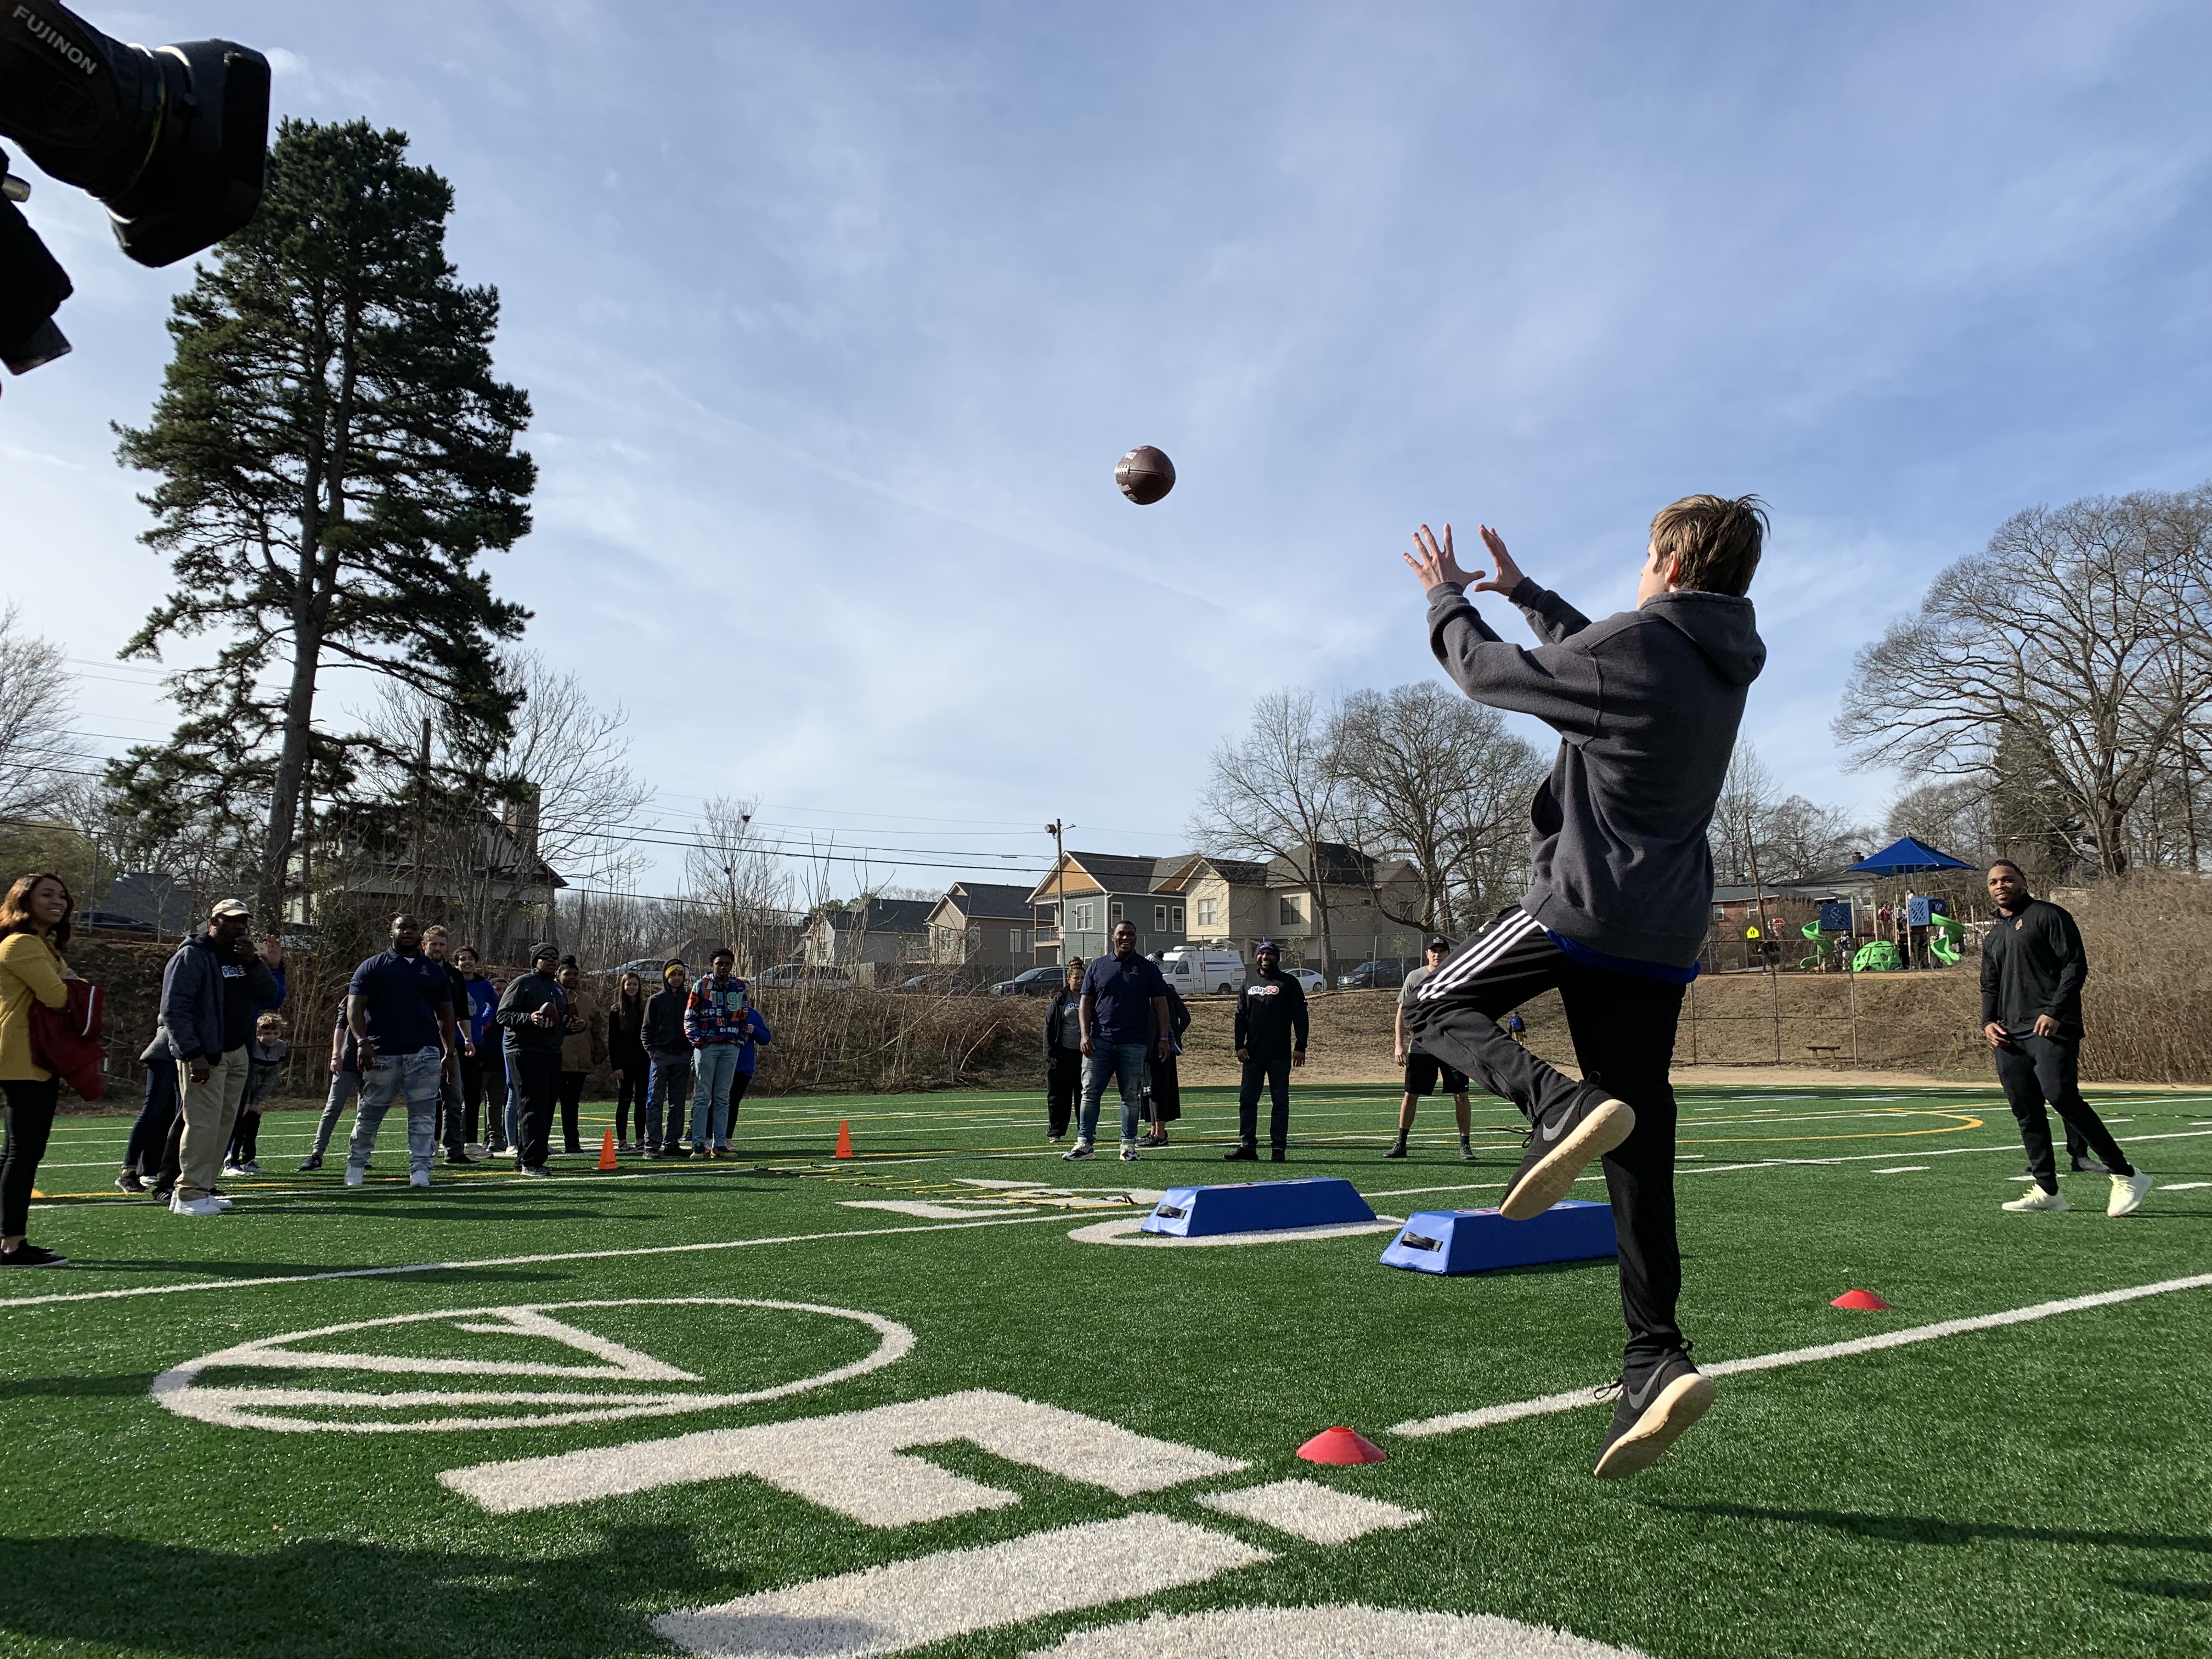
1389, 1271, 2212, 1438
0, 1212, 1074, 1313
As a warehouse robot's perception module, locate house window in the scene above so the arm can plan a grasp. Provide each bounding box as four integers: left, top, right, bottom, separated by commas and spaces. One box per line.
1154, 904, 1167, 932
1171, 905, 1184, 932
1073, 901, 1094, 931
1011, 928, 1028, 954
1109, 901, 1123, 926
1279, 894, 1306, 927
1195, 898, 1218, 929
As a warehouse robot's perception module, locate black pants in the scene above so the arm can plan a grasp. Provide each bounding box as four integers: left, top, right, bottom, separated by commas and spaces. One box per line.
726, 1069, 753, 1135
511, 1050, 561, 1170
1407, 907, 1688, 1366
1996, 1034, 2133, 1192
125, 1064, 178, 1173
1046, 1049, 1082, 1137
613, 1052, 645, 1142
558, 1071, 586, 1152
457, 1051, 486, 1144
1, 1076, 60, 1237
1238, 1053, 1292, 1149
227, 1108, 262, 1165
1144, 1052, 1182, 1126
438, 1073, 466, 1153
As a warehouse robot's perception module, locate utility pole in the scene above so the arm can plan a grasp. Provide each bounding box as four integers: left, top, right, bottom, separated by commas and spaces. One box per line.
408, 715, 431, 917
1045, 819, 1067, 967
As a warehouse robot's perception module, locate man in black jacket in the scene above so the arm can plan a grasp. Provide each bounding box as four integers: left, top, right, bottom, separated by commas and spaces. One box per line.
1401, 499, 1766, 1480
1228, 941, 1307, 1162
496, 944, 569, 1177
642, 960, 692, 1158
1983, 861, 2151, 1217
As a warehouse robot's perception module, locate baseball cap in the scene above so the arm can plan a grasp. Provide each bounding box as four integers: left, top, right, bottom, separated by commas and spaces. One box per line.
1426, 935, 1451, 953
210, 898, 251, 918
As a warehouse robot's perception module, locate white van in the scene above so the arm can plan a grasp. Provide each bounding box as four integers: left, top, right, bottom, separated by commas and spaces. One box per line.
1159, 947, 1246, 997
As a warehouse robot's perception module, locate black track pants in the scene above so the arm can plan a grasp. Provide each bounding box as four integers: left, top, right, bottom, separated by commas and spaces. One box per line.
1, 1076, 59, 1237
512, 1051, 561, 1170
1237, 1054, 1292, 1149
1995, 1035, 2132, 1192
1407, 907, 1688, 1365
1045, 1049, 1081, 1138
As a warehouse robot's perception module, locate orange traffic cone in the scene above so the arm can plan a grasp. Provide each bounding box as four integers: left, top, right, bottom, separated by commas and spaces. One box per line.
1297, 1426, 1387, 1465
834, 1119, 853, 1160
598, 1128, 618, 1171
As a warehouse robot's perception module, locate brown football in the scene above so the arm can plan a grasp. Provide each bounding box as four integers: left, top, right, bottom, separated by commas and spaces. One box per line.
1114, 445, 1176, 505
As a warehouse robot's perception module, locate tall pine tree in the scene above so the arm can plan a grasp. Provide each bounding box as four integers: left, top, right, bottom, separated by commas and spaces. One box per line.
112, 118, 534, 919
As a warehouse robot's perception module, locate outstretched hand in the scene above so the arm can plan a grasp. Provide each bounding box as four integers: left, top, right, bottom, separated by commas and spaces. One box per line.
1403, 523, 1523, 595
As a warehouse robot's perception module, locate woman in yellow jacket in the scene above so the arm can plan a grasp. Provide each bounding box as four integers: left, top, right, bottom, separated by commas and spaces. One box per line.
0, 872, 80, 1268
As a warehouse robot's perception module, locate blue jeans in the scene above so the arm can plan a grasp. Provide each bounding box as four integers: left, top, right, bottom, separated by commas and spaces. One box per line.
311, 1069, 360, 1159
1079, 1042, 1148, 1145
691, 1045, 740, 1147
647, 1051, 691, 1148
351, 1047, 443, 1175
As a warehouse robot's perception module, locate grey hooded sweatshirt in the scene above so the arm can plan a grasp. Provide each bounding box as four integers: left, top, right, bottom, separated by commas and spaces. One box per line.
1426, 575, 1766, 968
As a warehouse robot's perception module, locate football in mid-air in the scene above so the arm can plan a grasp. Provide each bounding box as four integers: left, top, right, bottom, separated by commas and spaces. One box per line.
1114, 445, 1175, 505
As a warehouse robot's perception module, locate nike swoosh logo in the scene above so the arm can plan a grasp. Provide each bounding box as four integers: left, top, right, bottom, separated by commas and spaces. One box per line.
1538, 1112, 1570, 1142
1626, 1374, 1660, 1410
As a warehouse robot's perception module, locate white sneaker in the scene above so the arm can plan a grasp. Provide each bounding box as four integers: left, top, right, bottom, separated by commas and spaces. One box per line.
222, 1162, 249, 1177
170, 1195, 223, 1217
345, 1164, 366, 1187
410, 1169, 431, 1189
210, 1194, 235, 1211
1063, 1141, 1095, 1161
1120, 1141, 1139, 1162
2002, 1185, 2070, 1213
2108, 1171, 2153, 1217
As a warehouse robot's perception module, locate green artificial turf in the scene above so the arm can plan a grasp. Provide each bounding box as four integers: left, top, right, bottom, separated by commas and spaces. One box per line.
2, 1082, 2208, 1658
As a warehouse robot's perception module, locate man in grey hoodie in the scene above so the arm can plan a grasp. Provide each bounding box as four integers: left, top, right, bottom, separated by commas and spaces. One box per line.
1402, 495, 1768, 1481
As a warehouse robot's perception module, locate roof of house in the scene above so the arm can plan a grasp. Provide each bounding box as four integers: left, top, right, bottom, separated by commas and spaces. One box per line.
817, 896, 938, 935
1162, 854, 1272, 890
939, 881, 1035, 921
1025, 851, 1184, 905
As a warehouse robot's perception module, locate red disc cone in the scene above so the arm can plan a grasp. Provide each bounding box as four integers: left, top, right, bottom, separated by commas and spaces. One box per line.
1296, 1426, 1387, 1465
1831, 1288, 1892, 1310
834, 1119, 854, 1160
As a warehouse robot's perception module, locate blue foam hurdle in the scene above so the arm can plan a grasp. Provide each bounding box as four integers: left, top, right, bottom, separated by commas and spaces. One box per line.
1379, 1200, 1616, 1274
1140, 1177, 1377, 1237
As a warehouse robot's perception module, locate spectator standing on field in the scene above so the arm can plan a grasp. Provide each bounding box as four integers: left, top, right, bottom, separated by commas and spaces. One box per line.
685, 949, 751, 1157
1983, 861, 2152, 1218
345, 913, 461, 1190
160, 898, 285, 1218
608, 970, 648, 1149
1068, 921, 1171, 1164
1041, 961, 1085, 1143
298, 998, 358, 1172
118, 1031, 178, 1194
642, 960, 691, 1158
0, 872, 81, 1265
453, 945, 500, 1152
724, 999, 772, 1152
496, 944, 568, 1176
555, 958, 603, 1155
1390, 935, 1475, 1163
1229, 940, 1308, 1162
422, 927, 477, 1166
223, 1013, 289, 1176
1139, 981, 1190, 1148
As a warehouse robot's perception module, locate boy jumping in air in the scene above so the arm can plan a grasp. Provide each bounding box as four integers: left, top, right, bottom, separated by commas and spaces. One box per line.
1402, 496, 1768, 1479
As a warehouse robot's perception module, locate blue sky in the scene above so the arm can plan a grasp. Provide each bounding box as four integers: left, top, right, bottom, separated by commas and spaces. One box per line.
8, 1, 2211, 900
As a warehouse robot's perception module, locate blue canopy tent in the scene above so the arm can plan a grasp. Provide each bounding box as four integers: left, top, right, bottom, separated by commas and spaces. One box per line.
1847, 836, 1975, 876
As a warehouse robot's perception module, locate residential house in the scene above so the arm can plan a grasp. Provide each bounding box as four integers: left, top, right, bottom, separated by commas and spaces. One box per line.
294, 806, 565, 961
803, 896, 938, 984
925, 882, 1039, 980
1164, 842, 1428, 973
1025, 851, 1192, 966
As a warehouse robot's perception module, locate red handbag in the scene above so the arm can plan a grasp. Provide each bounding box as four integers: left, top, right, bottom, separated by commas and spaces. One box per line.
30, 978, 106, 1101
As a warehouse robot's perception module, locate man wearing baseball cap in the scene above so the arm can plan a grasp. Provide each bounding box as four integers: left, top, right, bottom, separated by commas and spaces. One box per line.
495, 943, 572, 1176
1227, 940, 1308, 1161
1391, 936, 1475, 1161
156, 898, 286, 1216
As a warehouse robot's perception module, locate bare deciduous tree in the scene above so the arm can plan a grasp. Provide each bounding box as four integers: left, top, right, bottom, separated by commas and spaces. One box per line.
1189, 689, 1348, 974
684, 795, 794, 973
0, 606, 78, 824
1835, 488, 2212, 877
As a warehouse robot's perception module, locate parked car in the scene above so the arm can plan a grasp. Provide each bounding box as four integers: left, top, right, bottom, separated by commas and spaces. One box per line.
990, 966, 1065, 997
756, 963, 853, 991
1336, 957, 1416, 990
1158, 946, 1246, 997
77, 910, 156, 934
1288, 966, 1327, 995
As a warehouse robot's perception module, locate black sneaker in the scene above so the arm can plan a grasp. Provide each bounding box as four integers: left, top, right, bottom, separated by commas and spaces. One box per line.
1500, 1092, 1635, 1220
149, 1186, 174, 1205
521, 1165, 552, 1179
1269, 1147, 1286, 1162
1592, 1346, 1715, 1479
1222, 1144, 1259, 1161
115, 1171, 145, 1193
445, 1150, 476, 1166
0, 1242, 69, 1268
2070, 1155, 2111, 1175
1383, 1142, 1408, 1159
297, 1154, 323, 1172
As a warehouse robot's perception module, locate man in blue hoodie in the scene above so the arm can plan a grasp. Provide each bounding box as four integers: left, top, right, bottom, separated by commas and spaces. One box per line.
1402, 496, 1767, 1481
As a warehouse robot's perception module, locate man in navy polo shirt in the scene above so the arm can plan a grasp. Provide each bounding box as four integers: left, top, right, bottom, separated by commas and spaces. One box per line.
1066, 920, 1171, 1164
345, 913, 461, 1190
